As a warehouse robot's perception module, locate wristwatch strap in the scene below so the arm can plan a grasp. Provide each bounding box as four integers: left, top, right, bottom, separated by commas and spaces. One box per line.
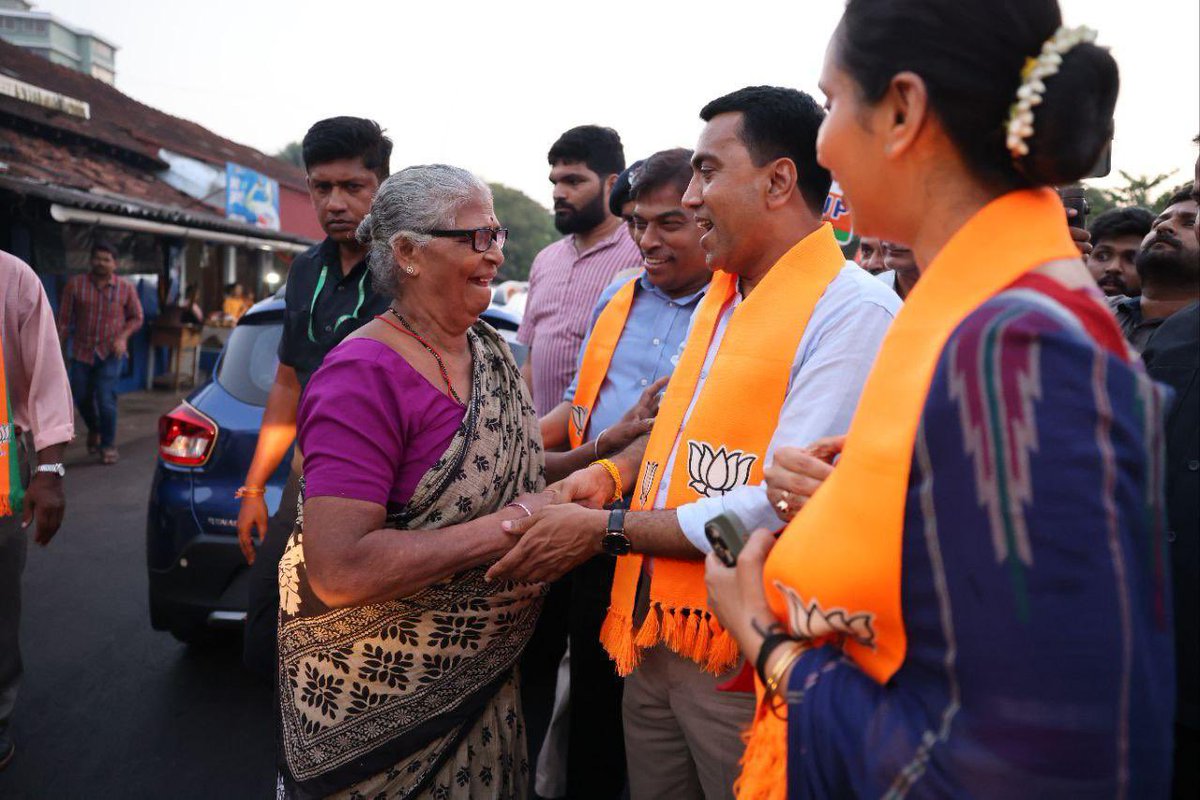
603, 507, 631, 556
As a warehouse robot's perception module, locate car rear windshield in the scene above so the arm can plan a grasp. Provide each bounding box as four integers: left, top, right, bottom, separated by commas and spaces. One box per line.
215, 319, 282, 406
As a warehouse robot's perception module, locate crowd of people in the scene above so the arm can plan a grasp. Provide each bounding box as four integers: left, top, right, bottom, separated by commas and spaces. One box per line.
0, 0, 1197, 796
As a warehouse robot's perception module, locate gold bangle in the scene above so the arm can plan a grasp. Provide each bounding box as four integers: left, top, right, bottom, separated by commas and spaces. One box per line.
590, 459, 623, 503
764, 642, 807, 705
235, 486, 265, 499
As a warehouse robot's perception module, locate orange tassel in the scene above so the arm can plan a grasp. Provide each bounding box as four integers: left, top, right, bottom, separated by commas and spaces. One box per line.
704, 627, 741, 675
600, 609, 638, 677
735, 702, 788, 800
634, 604, 662, 648
662, 607, 687, 652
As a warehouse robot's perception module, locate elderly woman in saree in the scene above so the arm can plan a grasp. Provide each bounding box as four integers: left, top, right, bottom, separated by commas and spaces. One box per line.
275, 164, 555, 800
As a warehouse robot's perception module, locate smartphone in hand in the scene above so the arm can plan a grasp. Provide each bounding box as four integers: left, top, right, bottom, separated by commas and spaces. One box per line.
705, 511, 749, 567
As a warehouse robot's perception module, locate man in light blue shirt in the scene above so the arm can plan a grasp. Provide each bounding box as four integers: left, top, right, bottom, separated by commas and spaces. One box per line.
540, 149, 712, 481
530, 147, 712, 800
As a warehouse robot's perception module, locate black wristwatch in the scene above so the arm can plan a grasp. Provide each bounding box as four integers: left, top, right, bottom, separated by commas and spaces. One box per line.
602, 507, 632, 556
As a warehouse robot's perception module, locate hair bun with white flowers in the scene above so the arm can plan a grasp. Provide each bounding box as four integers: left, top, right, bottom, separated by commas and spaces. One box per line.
1005, 25, 1098, 160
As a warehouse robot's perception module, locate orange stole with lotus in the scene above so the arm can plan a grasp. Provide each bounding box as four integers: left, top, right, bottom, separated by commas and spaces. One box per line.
735, 189, 1083, 800
600, 224, 846, 676
568, 276, 640, 449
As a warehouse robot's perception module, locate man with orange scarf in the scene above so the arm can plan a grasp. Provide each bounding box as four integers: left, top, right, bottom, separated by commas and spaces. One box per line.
1, 250, 73, 771
489, 87, 900, 799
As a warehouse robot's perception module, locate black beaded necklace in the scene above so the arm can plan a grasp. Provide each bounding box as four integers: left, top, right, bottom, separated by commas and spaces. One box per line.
376, 308, 465, 405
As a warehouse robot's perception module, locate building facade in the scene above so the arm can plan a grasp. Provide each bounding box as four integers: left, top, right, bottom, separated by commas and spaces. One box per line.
0, 0, 116, 84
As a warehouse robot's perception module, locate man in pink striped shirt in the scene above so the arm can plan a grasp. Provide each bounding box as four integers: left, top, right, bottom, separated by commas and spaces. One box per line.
57, 240, 144, 465
515, 125, 643, 785
518, 126, 643, 418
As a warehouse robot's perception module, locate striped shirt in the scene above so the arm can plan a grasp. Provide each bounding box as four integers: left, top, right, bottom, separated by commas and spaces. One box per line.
516, 225, 642, 415
58, 273, 144, 364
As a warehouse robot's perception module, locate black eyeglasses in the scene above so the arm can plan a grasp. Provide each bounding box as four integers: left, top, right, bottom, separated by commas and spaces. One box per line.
427, 227, 508, 253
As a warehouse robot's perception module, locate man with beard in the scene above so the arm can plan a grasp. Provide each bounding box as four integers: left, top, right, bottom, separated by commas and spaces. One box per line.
518, 126, 643, 417
1141, 166, 1199, 798
235, 116, 392, 678
1086, 206, 1153, 297
1109, 186, 1198, 352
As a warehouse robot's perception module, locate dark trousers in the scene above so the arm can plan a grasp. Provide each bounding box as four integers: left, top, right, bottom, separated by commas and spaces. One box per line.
521, 555, 627, 799
68, 355, 120, 448
242, 469, 300, 681
1176, 724, 1199, 799
566, 554, 626, 799
0, 433, 33, 750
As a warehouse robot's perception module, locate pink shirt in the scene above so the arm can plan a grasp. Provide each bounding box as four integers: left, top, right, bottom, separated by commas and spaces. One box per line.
0, 251, 75, 451
517, 224, 642, 416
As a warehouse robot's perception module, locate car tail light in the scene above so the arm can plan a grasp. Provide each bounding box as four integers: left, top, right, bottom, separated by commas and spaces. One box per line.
158, 403, 218, 466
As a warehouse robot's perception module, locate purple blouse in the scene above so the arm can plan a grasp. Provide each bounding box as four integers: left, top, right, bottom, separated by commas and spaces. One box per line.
297, 337, 465, 509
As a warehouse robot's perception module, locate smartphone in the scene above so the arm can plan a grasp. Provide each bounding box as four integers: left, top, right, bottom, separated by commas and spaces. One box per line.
1058, 135, 1112, 230
704, 511, 749, 567
1059, 184, 1090, 228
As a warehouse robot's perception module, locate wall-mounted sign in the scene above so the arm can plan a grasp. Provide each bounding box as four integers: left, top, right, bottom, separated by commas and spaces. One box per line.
225, 162, 280, 231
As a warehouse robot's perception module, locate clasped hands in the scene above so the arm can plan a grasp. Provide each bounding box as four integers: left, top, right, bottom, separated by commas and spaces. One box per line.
486, 377, 667, 584
485, 463, 613, 584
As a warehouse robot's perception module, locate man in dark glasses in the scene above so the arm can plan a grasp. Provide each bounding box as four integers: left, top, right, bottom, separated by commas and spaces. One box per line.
236, 116, 392, 679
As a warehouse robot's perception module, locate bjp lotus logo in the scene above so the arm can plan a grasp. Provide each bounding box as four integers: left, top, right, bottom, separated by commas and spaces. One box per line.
570, 405, 588, 439
686, 441, 756, 498
638, 461, 659, 507
775, 583, 875, 648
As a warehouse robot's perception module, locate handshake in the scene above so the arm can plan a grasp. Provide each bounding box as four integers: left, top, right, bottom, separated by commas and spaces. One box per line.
484, 451, 632, 585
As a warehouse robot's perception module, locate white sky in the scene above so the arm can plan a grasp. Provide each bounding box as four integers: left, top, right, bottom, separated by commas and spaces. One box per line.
30, 0, 1200, 209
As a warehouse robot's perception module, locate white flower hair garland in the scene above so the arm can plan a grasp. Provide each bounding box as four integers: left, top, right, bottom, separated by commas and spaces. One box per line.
1005, 25, 1098, 159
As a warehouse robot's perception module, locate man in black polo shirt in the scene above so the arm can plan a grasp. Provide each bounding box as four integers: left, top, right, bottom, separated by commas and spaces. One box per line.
236, 116, 392, 678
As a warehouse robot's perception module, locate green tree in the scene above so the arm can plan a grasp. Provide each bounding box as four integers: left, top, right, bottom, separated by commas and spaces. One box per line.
275, 141, 305, 169
1084, 170, 1179, 217
490, 182, 558, 281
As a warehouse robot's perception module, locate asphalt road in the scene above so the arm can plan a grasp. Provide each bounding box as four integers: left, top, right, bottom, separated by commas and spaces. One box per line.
0, 392, 276, 799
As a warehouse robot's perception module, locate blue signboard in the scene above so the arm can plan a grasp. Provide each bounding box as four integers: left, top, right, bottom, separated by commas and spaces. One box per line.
225, 162, 280, 230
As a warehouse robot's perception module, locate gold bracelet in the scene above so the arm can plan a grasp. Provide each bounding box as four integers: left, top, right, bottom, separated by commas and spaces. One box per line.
764, 642, 807, 707
235, 485, 265, 499
590, 458, 623, 503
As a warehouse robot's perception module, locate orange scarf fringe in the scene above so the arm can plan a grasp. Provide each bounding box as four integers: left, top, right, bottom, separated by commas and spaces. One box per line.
601, 224, 847, 676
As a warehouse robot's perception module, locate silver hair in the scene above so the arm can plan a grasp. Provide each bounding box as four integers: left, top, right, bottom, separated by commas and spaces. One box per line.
355, 164, 491, 295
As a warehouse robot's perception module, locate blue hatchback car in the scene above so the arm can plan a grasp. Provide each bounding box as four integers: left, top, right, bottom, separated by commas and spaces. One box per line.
146, 296, 525, 643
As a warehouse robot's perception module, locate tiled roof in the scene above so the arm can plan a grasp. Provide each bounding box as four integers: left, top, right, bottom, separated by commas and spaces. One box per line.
0, 38, 306, 190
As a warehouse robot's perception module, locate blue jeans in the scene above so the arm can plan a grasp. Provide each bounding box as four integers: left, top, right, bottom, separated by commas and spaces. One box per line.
68, 355, 121, 449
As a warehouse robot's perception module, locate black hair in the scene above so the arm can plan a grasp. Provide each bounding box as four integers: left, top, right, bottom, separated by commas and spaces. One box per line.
608, 159, 645, 217
547, 125, 626, 177
302, 117, 393, 181
631, 149, 694, 202
834, 0, 1118, 189
1162, 184, 1196, 209
91, 238, 118, 258
1087, 206, 1153, 243
699, 86, 831, 214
